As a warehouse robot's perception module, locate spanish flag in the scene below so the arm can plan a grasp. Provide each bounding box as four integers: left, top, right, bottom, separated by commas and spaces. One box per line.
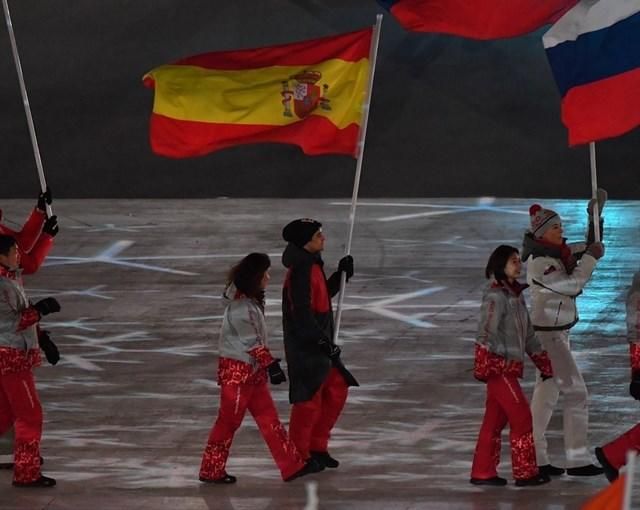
143, 28, 372, 158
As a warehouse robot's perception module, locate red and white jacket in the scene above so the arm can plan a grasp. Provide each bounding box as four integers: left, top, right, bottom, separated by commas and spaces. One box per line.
474, 280, 553, 381
0, 265, 42, 374
216, 295, 276, 386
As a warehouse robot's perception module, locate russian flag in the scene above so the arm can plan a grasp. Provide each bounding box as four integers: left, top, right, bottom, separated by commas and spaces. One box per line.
544, 0, 640, 146
378, 0, 577, 40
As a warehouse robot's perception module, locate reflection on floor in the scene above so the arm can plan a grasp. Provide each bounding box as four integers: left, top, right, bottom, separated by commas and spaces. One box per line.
0, 198, 638, 509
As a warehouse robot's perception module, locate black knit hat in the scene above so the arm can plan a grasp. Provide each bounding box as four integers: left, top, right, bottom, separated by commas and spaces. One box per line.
0, 234, 16, 256
282, 218, 322, 248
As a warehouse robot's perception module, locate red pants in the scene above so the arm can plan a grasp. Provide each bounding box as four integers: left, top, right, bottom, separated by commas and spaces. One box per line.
471, 375, 538, 481
200, 381, 304, 481
0, 370, 43, 483
289, 367, 349, 459
602, 423, 640, 469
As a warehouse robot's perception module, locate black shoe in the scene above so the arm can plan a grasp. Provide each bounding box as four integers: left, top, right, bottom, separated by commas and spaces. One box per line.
199, 474, 237, 484
595, 448, 619, 483
515, 473, 551, 487
566, 464, 605, 476
12, 475, 56, 488
285, 459, 323, 482
310, 450, 339, 468
538, 464, 565, 477
470, 476, 508, 486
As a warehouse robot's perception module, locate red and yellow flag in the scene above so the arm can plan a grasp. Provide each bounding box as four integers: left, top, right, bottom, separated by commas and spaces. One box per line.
143, 28, 372, 158
581, 475, 625, 510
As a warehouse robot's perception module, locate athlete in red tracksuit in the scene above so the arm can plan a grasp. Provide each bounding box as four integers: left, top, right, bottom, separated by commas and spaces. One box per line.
471, 245, 553, 487
596, 270, 640, 482
281, 219, 358, 469
0, 234, 61, 487
199, 253, 319, 484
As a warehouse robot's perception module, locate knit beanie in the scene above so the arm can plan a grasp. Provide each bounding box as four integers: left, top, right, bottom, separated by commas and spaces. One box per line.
529, 204, 561, 238
282, 218, 322, 248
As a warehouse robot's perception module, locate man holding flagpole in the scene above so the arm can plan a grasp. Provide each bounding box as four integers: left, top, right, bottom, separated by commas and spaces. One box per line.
281, 219, 358, 469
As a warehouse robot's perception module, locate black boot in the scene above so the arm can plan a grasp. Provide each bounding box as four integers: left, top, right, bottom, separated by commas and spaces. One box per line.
12, 475, 56, 488
469, 476, 507, 486
538, 464, 565, 477
199, 473, 237, 484
595, 447, 619, 483
515, 473, 551, 487
566, 464, 605, 476
310, 451, 339, 468
284, 458, 323, 482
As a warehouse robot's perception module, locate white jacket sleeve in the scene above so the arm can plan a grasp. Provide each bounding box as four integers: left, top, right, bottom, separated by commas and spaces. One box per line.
528, 254, 598, 297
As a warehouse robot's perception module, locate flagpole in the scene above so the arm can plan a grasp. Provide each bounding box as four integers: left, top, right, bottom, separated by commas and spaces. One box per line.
2, 0, 52, 217
333, 14, 383, 345
622, 450, 636, 510
589, 142, 600, 242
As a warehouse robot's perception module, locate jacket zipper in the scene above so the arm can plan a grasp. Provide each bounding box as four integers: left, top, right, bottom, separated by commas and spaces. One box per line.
554, 300, 563, 325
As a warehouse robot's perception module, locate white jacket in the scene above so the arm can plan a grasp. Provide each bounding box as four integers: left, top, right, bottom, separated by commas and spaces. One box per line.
0, 269, 38, 350
218, 297, 269, 368
524, 238, 598, 330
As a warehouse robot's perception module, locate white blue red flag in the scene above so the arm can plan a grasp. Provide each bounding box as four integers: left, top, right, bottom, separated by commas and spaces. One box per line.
543, 0, 640, 146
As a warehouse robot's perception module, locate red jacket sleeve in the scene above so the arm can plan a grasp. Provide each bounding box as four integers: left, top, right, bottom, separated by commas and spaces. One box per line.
19, 234, 54, 275
13, 209, 46, 253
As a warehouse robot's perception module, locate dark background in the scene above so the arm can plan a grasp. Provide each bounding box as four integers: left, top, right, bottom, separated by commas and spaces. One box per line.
1, 0, 638, 198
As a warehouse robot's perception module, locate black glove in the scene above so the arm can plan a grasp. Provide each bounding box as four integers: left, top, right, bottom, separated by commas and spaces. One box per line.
33, 297, 61, 316
630, 371, 640, 400
37, 187, 52, 212
267, 360, 286, 385
319, 340, 341, 360
586, 219, 604, 245
38, 330, 60, 366
586, 188, 607, 217
337, 255, 354, 282
585, 242, 605, 260
42, 215, 59, 237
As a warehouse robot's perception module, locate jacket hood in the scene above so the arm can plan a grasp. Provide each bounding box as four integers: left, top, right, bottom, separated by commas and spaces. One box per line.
282, 243, 323, 269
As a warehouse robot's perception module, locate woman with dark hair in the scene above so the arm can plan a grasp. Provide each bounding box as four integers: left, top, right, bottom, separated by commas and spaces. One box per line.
199, 253, 319, 484
470, 245, 554, 487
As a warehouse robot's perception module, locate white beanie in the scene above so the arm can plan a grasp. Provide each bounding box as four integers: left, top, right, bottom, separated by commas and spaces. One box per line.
529, 204, 561, 238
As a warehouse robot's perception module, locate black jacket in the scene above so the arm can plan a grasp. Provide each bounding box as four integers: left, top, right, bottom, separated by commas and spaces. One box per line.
282, 243, 358, 403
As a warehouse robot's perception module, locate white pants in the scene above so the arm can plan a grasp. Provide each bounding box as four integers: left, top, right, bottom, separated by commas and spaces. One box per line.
530, 330, 591, 467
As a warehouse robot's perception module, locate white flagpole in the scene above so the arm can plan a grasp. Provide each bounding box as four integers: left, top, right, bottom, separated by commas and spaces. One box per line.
622, 450, 636, 510
589, 141, 600, 242
2, 0, 52, 217
333, 14, 383, 345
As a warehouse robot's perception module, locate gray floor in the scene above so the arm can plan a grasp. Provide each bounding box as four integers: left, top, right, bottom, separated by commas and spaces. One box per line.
0, 197, 638, 509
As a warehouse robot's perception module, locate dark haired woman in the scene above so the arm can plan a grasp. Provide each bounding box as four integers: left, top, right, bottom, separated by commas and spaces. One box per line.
470, 245, 554, 487
199, 253, 318, 484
